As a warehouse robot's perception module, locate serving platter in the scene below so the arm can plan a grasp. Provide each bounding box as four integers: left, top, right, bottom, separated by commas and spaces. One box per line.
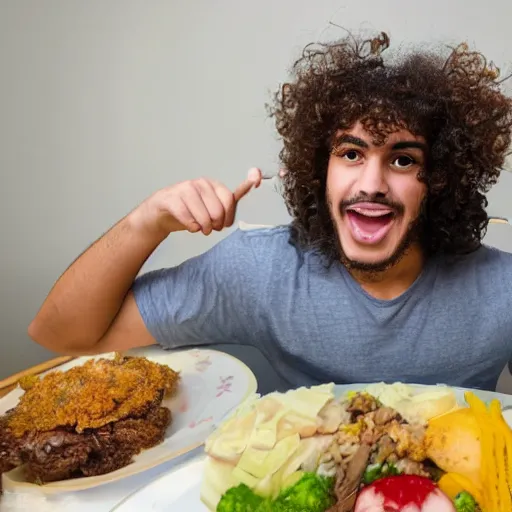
0, 346, 257, 494
111, 383, 512, 512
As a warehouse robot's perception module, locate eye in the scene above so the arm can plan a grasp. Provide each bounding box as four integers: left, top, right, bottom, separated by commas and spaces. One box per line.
392, 155, 416, 169
342, 150, 362, 162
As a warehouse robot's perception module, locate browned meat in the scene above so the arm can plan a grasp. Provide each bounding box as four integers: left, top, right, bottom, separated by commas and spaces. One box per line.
373, 407, 398, 425
395, 458, 429, 477
386, 420, 427, 461
373, 434, 396, 464
360, 422, 383, 445
347, 393, 378, 415
1, 404, 171, 486
7, 355, 179, 437
0, 416, 23, 491
26, 405, 170, 483
321, 396, 431, 511
358, 405, 399, 446
0, 355, 178, 491
23, 429, 96, 482
327, 443, 372, 512
111, 406, 170, 449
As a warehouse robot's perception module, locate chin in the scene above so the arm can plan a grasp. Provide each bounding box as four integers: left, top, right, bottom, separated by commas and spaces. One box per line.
337, 230, 409, 272
342, 251, 398, 272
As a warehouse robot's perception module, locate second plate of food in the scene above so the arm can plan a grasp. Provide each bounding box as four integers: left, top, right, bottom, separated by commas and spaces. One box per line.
111, 382, 512, 512
0, 346, 257, 494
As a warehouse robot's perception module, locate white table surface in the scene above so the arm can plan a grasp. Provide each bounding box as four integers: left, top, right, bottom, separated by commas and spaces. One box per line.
0, 447, 204, 511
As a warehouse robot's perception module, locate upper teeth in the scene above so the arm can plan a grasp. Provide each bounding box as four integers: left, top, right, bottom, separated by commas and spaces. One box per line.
349, 207, 392, 217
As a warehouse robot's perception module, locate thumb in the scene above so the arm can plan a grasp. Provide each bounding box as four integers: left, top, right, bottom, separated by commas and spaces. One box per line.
233, 167, 262, 202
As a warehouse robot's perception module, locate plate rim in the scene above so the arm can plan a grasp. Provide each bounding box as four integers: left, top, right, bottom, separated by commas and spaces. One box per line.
108, 381, 512, 511
1, 347, 257, 494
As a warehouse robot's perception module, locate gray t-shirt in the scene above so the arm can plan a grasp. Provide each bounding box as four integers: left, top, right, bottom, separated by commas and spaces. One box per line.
133, 226, 512, 391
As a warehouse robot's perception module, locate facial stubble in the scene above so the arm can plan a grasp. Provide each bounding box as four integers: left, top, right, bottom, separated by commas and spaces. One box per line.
330, 197, 428, 275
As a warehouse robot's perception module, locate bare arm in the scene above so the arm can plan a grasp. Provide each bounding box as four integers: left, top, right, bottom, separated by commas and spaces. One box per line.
28, 211, 164, 355
28, 171, 262, 355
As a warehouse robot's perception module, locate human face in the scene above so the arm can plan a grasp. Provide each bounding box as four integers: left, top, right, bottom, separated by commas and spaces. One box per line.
327, 123, 428, 272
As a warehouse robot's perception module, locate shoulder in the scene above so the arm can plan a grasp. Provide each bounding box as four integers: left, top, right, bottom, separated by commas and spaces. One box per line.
436, 244, 512, 281
211, 224, 302, 261
462, 244, 512, 267
140, 224, 308, 282
231, 223, 293, 244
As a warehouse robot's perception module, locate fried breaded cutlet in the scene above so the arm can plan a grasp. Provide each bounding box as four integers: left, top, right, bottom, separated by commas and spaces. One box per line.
0, 354, 180, 489
8, 353, 180, 436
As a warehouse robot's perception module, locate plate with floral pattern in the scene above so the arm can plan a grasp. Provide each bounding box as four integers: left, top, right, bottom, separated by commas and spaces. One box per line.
0, 346, 257, 494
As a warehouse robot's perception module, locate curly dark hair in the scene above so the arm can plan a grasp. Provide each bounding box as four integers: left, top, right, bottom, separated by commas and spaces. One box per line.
269, 31, 512, 263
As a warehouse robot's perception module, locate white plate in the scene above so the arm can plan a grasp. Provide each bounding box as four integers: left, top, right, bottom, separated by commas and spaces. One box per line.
0, 346, 257, 494
111, 382, 512, 512
113, 458, 209, 512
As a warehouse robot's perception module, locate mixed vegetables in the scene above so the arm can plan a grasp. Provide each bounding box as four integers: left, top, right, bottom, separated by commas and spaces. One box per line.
205, 383, 511, 512
361, 462, 400, 485
217, 472, 335, 512
215, 469, 480, 512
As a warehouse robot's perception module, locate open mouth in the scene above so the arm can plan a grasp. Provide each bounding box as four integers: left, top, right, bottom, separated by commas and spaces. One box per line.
345, 204, 396, 245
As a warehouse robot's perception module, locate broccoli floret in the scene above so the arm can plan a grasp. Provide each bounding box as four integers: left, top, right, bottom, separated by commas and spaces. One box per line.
217, 473, 335, 512
453, 491, 477, 512
363, 463, 382, 484
362, 462, 400, 485
216, 484, 265, 512
254, 500, 274, 512
271, 472, 335, 512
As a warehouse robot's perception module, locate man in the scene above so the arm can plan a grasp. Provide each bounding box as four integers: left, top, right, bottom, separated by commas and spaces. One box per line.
28, 32, 512, 391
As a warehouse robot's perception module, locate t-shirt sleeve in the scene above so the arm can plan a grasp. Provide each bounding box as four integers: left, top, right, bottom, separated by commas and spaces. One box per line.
132, 229, 257, 349
486, 247, 512, 366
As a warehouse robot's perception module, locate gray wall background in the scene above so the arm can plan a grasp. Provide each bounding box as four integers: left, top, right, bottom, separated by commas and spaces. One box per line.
1, 0, 512, 390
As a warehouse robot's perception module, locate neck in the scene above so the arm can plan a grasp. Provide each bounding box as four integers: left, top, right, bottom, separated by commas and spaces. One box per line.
349, 244, 425, 300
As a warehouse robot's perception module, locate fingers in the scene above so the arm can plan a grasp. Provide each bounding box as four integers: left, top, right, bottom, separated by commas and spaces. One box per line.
183, 179, 236, 235
163, 168, 263, 236
195, 179, 228, 231
180, 184, 213, 234
172, 198, 202, 233
234, 167, 262, 202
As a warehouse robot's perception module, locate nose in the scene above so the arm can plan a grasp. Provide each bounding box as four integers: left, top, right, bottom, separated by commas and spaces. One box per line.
356, 157, 389, 197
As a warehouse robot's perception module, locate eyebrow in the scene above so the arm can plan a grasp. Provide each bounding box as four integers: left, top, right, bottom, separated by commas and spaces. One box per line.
392, 141, 427, 152
332, 135, 369, 149
332, 135, 427, 152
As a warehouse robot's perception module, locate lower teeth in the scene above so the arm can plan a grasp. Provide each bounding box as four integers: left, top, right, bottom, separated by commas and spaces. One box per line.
354, 227, 375, 241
